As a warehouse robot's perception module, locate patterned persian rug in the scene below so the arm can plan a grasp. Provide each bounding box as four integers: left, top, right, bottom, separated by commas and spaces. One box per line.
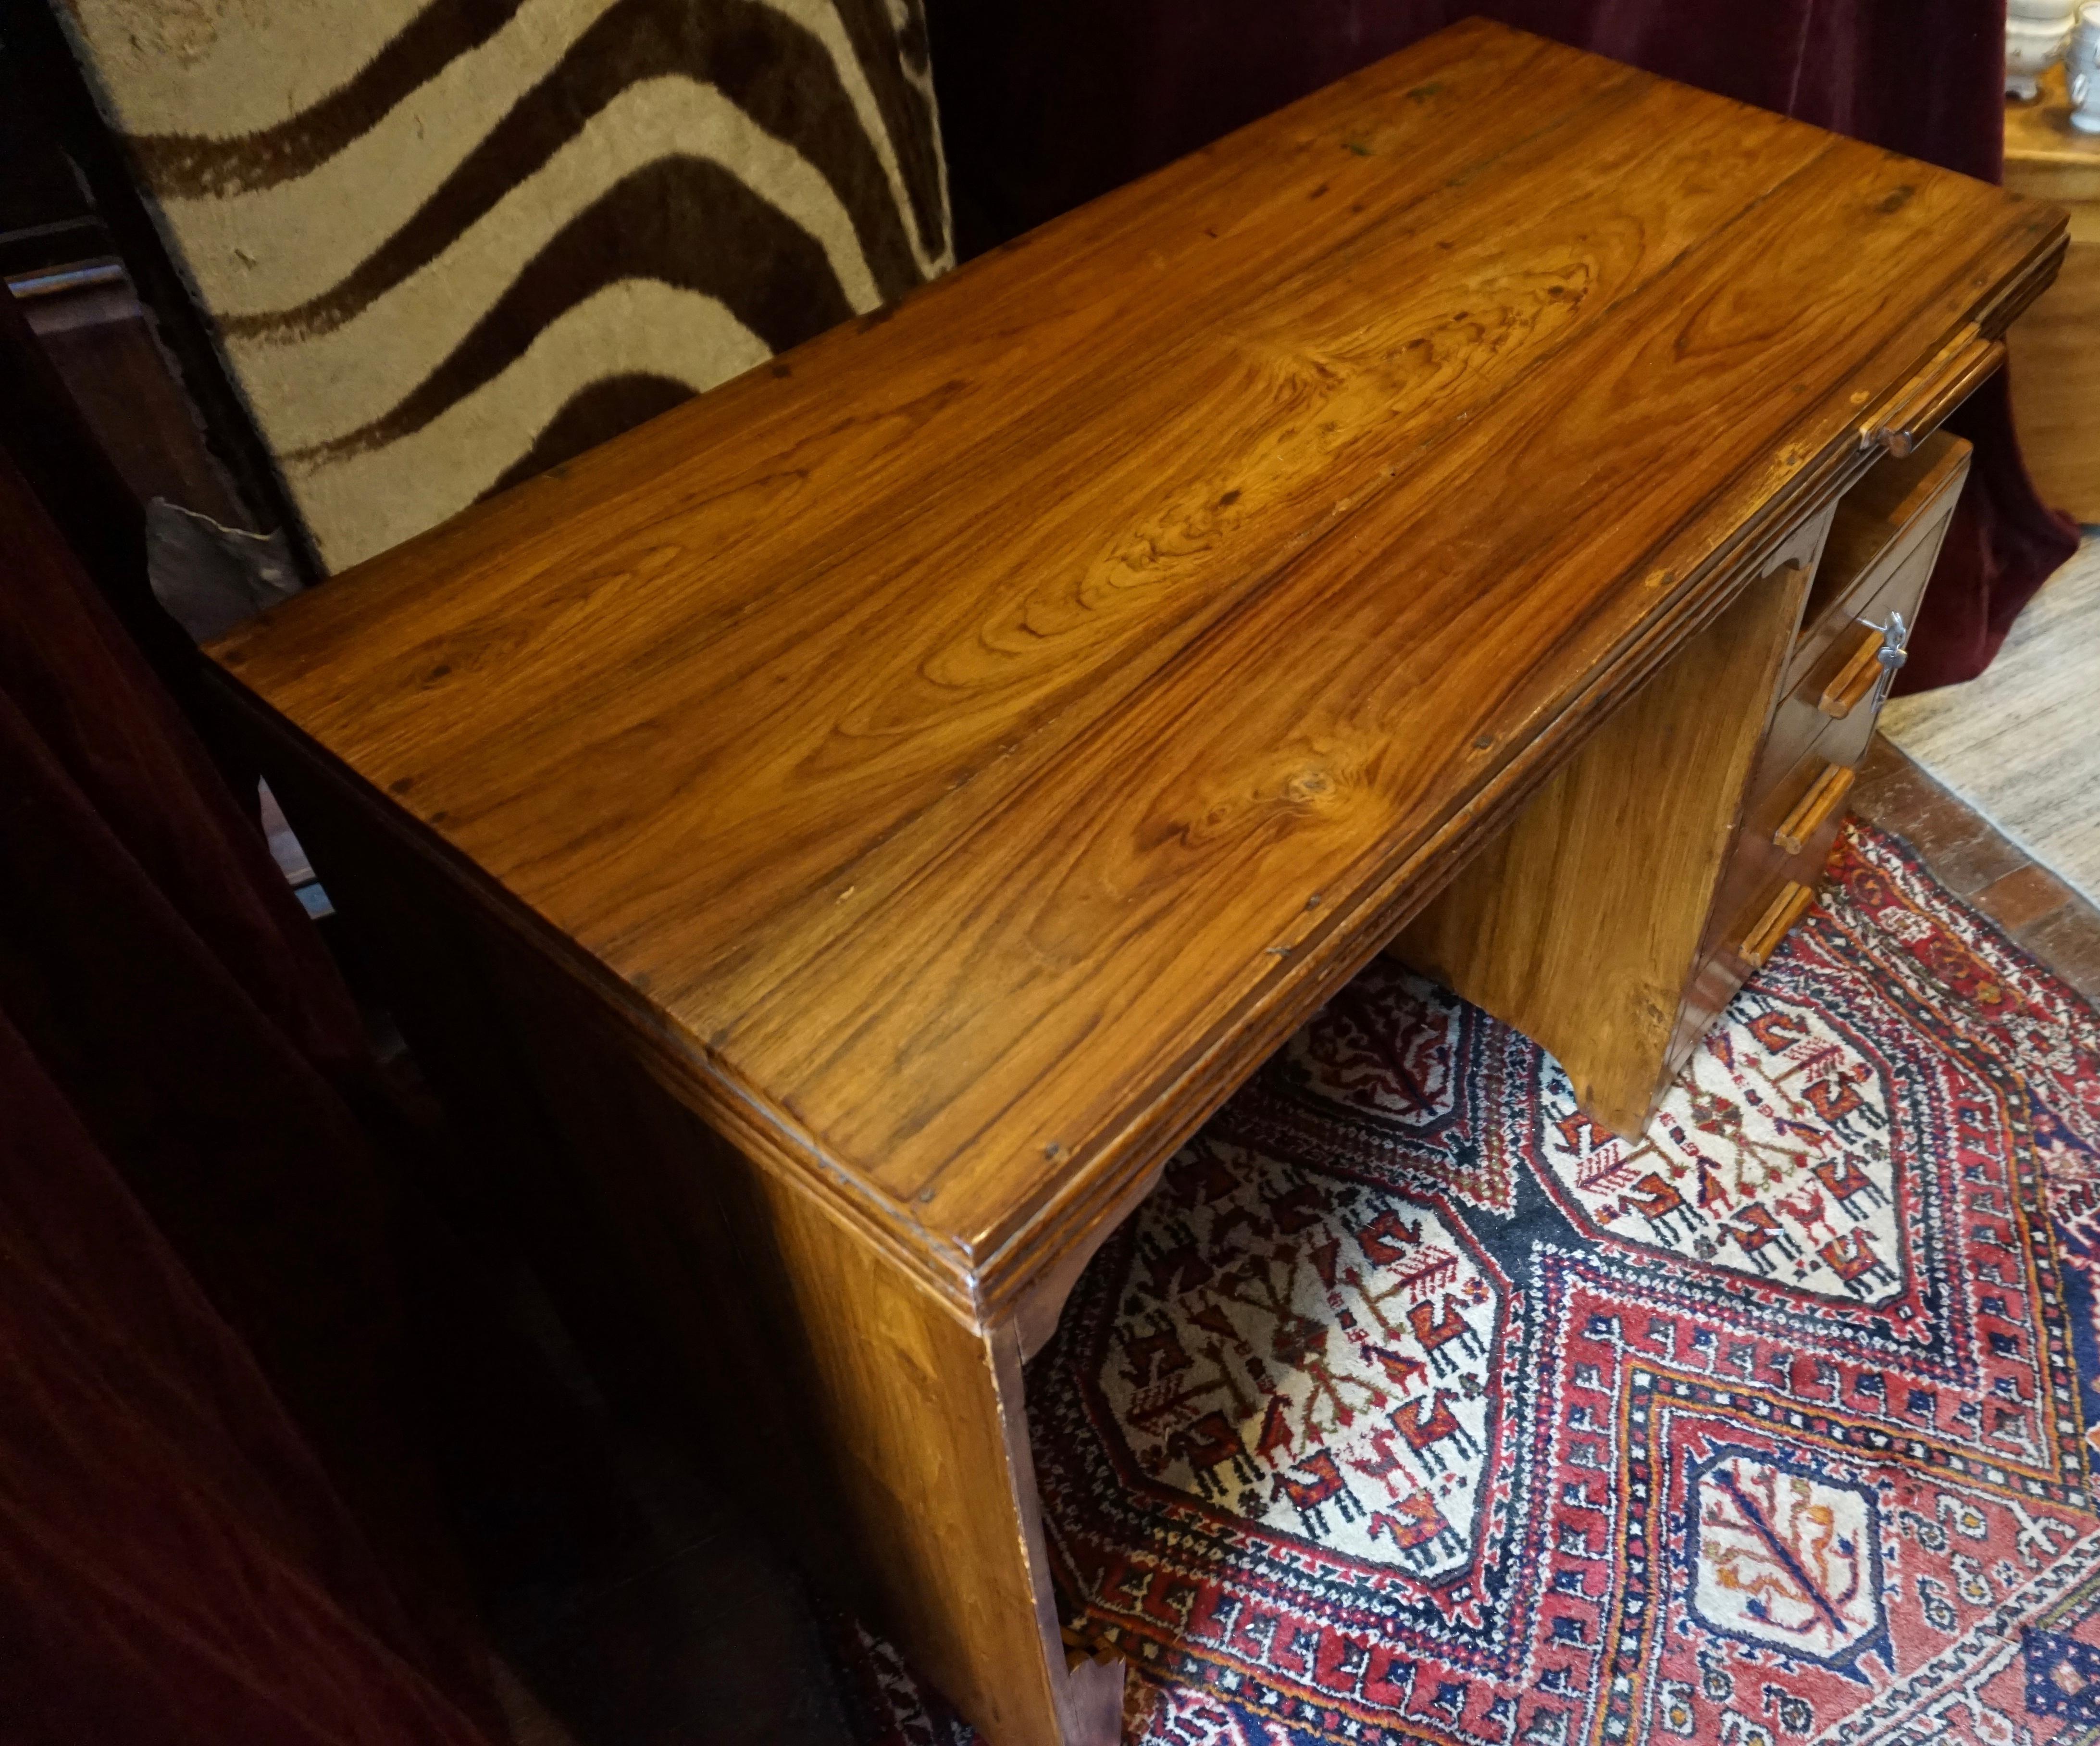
847, 820, 2100, 1746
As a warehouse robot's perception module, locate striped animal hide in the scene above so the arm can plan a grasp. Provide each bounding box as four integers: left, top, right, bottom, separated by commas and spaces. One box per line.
54, 0, 952, 571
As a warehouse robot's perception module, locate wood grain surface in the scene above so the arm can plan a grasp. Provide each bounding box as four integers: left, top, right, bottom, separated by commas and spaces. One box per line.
209, 20, 2066, 1322
1396, 559, 1812, 1137
1882, 539, 2100, 910
2004, 65, 2100, 522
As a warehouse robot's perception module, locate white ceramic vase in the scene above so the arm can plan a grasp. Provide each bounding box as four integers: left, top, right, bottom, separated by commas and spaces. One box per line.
2070, 1, 2100, 130
2010, 0, 2077, 100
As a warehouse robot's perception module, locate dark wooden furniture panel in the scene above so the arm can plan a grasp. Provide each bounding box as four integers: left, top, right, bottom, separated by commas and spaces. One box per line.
2004, 63, 2100, 524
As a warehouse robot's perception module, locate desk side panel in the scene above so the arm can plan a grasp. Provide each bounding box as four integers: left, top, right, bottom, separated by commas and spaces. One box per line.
252, 737, 1094, 1746
1395, 541, 1816, 1136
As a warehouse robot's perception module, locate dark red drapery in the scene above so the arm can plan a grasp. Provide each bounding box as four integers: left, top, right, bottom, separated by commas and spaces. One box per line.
0, 1002, 498, 1746
925, 0, 2076, 691
0, 291, 504, 1741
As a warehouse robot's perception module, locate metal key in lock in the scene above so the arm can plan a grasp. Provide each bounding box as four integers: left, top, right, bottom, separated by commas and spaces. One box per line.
1868, 608, 1910, 709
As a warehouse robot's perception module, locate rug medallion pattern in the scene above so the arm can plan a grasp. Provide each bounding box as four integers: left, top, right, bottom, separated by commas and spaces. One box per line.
856, 824, 2100, 1746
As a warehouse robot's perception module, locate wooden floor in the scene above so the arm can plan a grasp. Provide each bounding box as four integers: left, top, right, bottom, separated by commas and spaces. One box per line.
1880, 535, 2100, 907
466, 733, 2100, 1746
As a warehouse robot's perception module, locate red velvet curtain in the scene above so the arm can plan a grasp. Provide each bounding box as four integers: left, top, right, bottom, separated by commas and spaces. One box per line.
0, 1004, 497, 1746
0, 298, 503, 1742
926, 0, 2075, 691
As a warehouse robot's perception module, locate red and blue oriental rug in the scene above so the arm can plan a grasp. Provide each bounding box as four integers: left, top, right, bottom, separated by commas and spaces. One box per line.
845, 821, 2100, 1746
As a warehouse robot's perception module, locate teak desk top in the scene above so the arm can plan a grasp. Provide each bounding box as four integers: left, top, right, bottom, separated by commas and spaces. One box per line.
211, 21, 2064, 1327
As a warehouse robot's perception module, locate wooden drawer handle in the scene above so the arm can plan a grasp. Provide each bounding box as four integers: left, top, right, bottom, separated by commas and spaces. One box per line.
1819, 606, 1913, 720
1742, 881, 1816, 969
1774, 761, 1856, 855
1863, 325, 2005, 458
1820, 629, 1885, 718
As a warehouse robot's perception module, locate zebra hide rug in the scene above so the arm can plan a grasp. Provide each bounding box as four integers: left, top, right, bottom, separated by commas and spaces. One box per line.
53, 0, 952, 570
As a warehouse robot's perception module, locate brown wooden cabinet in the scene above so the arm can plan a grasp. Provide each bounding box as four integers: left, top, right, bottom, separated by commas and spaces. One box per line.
204, 25, 2062, 1745
2006, 66, 2100, 523
1728, 432, 1973, 923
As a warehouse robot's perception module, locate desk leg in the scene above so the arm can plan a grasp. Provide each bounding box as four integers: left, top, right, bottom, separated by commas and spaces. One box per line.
730, 1156, 1124, 1746
492, 986, 1126, 1746
247, 743, 1120, 1746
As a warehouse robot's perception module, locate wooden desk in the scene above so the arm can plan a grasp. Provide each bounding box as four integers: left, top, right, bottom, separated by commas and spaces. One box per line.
206, 24, 2063, 1744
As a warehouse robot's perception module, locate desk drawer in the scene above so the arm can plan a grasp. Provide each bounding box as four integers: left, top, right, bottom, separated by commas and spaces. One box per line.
1660, 441, 1966, 1079
1752, 444, 1969, 808
1712, 740, 1857, 963
1728, 763, 1853, 973
1787, 430, 1972, 692
1756, 551, 1924, 796
1666, 738, 1857, 1073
